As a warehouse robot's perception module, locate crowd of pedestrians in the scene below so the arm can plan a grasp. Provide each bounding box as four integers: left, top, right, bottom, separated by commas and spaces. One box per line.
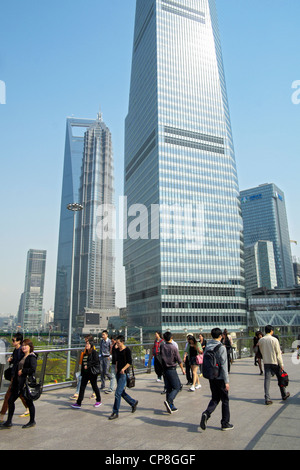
0, 324, 291, 432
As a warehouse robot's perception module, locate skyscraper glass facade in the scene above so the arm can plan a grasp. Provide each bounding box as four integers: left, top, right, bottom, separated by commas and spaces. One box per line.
54, 116, 115, 331
21, 249, 47, 330
54, 118, 96, 331
240, 183, 294, 289
73, 116, 115, 318
124, 0, 246, 334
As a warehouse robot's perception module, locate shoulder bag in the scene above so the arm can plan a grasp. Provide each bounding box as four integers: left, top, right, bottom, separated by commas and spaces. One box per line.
23, 376, 42, 401
126, 365, 135, 388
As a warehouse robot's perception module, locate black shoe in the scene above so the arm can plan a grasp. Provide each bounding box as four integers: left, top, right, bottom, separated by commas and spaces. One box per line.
221, 423, 234, 431
132, 400, 138, 413
265, 400, 273, 405
164, 400, 172, 414
282, 392, 290, 401
108, 413, 118, 420
0, 421, 12, 429
200, 413, 208, 430
22, 421, 36, 429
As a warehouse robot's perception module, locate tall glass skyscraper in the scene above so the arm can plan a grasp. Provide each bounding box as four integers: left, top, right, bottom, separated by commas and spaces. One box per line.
54, 115, 115, 331
19, 249, 47, 330
124, 0, 246, 335
73, 115, 115, 318
240, 183, 294, 289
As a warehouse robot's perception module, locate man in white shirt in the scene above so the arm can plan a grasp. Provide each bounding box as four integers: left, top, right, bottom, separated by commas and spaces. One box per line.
258, 325, 290, 404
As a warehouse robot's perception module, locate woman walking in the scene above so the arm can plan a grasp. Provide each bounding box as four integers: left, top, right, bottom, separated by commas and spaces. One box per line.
253, 331, 264, 375
1, 338, 37, 429
71, 336, 102, 409
184, 335, 202, 391
152, 331, 164, 382
222, 329, 233, 373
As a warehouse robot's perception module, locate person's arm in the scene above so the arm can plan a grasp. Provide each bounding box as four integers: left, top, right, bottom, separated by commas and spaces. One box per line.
219, 345, 229, 389
275, 338, 284, 369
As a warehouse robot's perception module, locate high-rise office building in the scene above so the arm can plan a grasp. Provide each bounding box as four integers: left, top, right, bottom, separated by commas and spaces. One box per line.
73, 115, 115, 319
244, 241, 277, 296
19, 249, 47, 329
124, 0, 246, 335
54, 115, 115, 331
240, 183, 294, 289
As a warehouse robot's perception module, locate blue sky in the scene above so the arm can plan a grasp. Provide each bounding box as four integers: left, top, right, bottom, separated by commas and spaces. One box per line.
0, 0, 299, 315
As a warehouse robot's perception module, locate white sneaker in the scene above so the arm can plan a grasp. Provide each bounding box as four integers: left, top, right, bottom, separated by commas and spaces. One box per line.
189, 385, 195, 391
156, 378, 162, 382
195, 384, 201, 389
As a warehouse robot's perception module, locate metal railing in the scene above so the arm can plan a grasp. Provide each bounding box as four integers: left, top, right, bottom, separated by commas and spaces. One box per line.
1, 335, 298, 398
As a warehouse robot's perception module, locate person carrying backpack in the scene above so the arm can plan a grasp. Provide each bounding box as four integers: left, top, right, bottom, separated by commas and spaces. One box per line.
200, 328, 234, 431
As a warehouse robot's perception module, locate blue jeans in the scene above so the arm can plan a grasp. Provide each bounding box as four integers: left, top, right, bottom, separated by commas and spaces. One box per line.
109, 365, 117, 391
100, 356, 112, 388
164, 368, 181, 406
113, 372, 136, 414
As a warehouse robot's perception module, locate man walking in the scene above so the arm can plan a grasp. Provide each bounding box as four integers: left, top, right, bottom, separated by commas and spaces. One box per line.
108, 335, 138, 420
160, 331, 185, 414
99, 330, 112, 390
200, 327, 233, 431
258, 325, 290, 405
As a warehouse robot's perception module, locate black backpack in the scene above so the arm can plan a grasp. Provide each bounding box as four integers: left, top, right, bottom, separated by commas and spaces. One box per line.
202, 343, 222, 380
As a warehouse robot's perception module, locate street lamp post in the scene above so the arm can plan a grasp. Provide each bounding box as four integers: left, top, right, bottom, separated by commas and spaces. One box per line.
66, 202, 83, 379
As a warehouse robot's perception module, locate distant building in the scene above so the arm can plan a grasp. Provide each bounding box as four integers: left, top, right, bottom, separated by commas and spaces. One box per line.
244, 241, 277, 296
293, 257, 300, 285
240, 183, 294, 289
19, 249, 47, 330
54, 117, 96, 332
80, 307, 119, 336
54, 113, 115, 332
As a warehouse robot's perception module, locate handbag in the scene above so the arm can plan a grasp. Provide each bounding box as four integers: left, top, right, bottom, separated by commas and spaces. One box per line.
4, 365, 13, 381
23, 377, 42, 401
279, 369, 289, 388
126, 365, 135, 388
196, 353, 203, 365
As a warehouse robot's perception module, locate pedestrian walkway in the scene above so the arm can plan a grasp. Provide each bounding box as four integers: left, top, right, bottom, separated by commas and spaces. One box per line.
0, 353, 299, 450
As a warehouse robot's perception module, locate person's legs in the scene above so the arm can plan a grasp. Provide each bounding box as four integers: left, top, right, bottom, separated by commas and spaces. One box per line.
165, 369, 181, 405
206, 379, 221, 416
112, 373, 126, 414
219, 382, 230, 426
21, 393, 35, 425
264, 364, 272, 402
77, 373, 89, 405
121, 388, 136, 408
6, 386, 19, 425
191, 364, 200, 387
0, 382, 12, 417
89, 374, 101, 402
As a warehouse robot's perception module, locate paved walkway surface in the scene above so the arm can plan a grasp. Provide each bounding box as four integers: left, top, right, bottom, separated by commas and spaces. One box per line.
0, 353, 299, 451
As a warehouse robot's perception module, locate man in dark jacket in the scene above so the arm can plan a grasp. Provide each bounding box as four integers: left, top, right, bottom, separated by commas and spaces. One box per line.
160, 331, 185, 414
200, 328, 234, 431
